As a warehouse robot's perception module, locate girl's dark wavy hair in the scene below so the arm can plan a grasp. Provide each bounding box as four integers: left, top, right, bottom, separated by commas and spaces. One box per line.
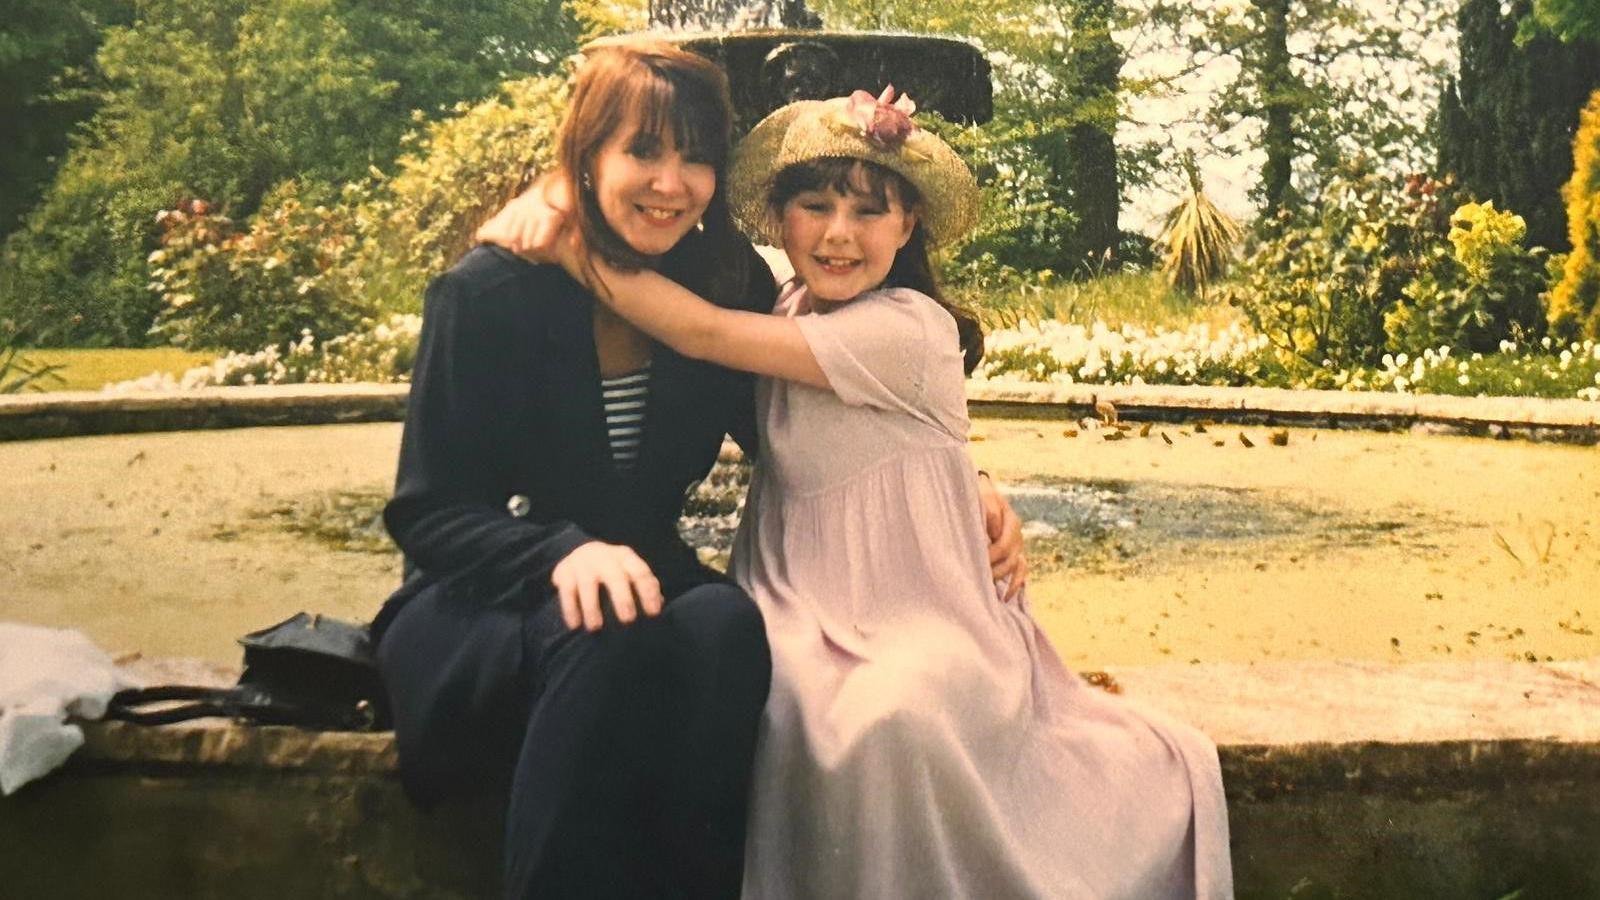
557, 40, 746, 304
767, 158, 984, 374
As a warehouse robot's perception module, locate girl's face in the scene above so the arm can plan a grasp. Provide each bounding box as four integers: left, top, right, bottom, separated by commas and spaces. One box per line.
590, 125, 716, 259
779, 178, 917, 303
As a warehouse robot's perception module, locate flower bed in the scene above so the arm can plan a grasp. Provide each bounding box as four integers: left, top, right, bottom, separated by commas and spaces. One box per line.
104, 313, 1600, 403
975, 320, 1600, 402
106, 314, 420, 393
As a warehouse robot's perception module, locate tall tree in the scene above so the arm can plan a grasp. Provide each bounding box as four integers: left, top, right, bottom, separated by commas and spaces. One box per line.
1438, 0, 1600, 251
1064, 0, 1123, 263
1531, 0, 1600, 43
1136, 0, 1450, 218
1250, 0, 1295, 214
0, 0, 129, 240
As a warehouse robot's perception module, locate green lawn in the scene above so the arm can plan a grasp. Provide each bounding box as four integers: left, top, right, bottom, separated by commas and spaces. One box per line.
963, 270, 1241, 333
18, 348, 216, 392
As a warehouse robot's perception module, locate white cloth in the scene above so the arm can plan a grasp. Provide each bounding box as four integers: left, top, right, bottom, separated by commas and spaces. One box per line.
0, 622, 133, 795
735, 286, 1234, 898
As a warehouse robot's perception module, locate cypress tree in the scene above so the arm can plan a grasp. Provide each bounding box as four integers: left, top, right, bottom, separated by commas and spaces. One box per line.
1438, 0, 1600, 251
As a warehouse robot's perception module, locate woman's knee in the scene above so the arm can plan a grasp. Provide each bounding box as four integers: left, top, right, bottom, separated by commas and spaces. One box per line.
663, 583, 771, 697
672, 583, 767, 650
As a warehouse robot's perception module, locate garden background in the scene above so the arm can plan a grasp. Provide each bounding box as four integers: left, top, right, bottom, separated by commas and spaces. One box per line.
2, 0, 1600, 400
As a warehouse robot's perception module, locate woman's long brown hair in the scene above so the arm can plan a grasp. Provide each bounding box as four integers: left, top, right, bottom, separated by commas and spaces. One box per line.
767, 158, 985, 374
556, 40, 747, 305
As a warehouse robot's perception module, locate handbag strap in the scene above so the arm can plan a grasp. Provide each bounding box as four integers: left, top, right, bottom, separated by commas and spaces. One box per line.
106, 684, 378, 731
106, 684, 275, 726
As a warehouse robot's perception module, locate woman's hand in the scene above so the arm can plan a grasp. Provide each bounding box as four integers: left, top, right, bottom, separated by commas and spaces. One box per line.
977, 473, 1028, 602
551, 540, 664, 631
475, 172, 575, 262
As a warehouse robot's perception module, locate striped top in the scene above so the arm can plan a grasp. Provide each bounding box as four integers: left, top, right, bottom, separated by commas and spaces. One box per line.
600, 365, 650, 472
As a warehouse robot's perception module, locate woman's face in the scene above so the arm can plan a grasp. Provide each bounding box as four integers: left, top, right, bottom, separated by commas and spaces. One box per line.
589, 125, 716, 258
780, 179, 916, 303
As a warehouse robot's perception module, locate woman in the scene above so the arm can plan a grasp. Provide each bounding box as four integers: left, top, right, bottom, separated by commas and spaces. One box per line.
544, 90, 1234, 897
377, 43, 1027, 900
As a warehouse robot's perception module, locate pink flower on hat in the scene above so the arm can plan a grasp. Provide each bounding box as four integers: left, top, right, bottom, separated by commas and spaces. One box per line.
846, 86, 918, 152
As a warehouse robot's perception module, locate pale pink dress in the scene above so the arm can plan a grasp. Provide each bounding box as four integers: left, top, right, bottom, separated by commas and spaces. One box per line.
732, 285, 1234, 899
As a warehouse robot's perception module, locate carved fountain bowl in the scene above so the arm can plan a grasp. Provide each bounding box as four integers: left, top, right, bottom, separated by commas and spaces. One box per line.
589, 30, 994, 131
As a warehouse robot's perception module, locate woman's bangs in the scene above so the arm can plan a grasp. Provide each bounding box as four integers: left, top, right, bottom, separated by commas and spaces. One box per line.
616, 68, 725, 167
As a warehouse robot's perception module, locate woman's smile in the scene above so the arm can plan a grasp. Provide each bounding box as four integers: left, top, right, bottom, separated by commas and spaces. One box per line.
638, 203, 688, 224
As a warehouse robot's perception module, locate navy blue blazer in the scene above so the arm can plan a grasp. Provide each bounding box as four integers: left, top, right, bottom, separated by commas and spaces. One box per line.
376, 241, 777, 634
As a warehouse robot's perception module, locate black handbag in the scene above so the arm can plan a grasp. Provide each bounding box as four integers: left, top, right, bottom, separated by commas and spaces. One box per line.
106, 612, 391, 732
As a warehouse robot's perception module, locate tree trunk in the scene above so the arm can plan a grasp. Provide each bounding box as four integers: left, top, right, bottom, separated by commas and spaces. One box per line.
1254, 0, 1295, 216
1067, 0, 1123, 264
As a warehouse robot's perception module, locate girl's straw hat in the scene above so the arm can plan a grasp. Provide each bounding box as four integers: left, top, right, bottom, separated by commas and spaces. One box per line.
729, 88, 979, 248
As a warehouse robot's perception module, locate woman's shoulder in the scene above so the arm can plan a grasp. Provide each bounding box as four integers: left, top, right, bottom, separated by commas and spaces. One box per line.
659, 231, 774, 313
438, 245, 570, 300
423, 247, 587, 335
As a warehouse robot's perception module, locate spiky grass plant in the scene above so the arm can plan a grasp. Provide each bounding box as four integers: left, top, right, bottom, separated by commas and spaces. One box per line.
0, 335, 63, 394
1159, 155, 1243, 300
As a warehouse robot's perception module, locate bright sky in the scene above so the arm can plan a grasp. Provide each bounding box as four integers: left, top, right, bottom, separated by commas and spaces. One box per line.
1113, 0, 1458, 237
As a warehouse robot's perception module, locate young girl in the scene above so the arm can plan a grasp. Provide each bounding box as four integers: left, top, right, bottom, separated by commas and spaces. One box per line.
554, 89, 1235, 898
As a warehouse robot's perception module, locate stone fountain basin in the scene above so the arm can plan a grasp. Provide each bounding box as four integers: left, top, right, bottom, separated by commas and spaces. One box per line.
1, 656, 1596, 898
2, 385, 1597, 895
591, 30, 995, 131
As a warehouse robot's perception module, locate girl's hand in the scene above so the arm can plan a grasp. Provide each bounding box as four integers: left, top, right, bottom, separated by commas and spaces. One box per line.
551, 540, 664, 631
475, 172, 575, 262
977, 473, 1028, 601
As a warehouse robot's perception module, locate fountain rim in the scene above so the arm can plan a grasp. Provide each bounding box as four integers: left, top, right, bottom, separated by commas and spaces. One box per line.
585, 30, 994, 53
2, 383, 1595, 444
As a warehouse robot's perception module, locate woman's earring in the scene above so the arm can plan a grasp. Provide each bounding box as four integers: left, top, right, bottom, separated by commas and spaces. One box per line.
580, 171, 593, 193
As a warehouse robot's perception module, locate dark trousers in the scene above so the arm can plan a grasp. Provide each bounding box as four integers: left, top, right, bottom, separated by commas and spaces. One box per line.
376, 580, 772, 899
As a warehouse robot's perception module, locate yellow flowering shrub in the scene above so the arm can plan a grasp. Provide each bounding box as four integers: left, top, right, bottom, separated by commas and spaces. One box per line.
1448, 201, 1528, 281
1548, 88, 1600, 341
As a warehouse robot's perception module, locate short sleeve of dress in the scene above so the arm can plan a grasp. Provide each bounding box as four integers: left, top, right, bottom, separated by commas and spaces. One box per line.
793, 288, 967, 436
